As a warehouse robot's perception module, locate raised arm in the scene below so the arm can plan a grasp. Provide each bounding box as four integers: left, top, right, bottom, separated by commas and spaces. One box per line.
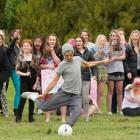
8, 30, 21, 50
51, 50, 61, 65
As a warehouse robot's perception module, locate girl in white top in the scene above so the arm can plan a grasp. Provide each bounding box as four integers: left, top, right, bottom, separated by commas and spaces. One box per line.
122, 77, 140, 116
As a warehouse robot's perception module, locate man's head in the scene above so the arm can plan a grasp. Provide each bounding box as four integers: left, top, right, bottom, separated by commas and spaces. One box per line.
62, 43, 74, 62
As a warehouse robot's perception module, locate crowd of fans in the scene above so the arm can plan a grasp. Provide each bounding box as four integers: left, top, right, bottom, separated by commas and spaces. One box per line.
0, 28, 140, 125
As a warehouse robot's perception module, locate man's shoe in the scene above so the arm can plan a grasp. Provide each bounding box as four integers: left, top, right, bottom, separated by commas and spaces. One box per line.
37, 109, 43, 115
21, 92, 39, 101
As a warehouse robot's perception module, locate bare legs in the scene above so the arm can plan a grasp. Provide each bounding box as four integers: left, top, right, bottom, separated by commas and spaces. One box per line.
97, 82, 105, 112
107, 80, 123, 113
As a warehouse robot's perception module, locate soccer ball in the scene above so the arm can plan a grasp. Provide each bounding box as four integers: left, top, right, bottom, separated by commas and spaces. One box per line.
58, 124, 73, 136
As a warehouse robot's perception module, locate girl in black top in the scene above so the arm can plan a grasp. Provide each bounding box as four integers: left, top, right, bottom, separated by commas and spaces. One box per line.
74, 36, 96, 121
15, 39, 39, 123
124, 30, 140, 85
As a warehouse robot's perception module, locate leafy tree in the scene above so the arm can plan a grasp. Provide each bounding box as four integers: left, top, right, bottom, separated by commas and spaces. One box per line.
15, 0, 140, 43
4, 0, 23, 30
0, 0, 6, 29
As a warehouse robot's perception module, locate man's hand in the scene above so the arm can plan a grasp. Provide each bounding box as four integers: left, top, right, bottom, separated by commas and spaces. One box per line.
25, 71, 31, 77
103, 58, 110, 64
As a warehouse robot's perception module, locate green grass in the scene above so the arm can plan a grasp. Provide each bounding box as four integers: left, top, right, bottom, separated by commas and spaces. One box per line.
0, 81, 140, 140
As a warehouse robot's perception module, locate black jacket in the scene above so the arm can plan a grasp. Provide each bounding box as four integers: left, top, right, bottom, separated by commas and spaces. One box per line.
0, 47, 11, 84
124, 44, 137, 76
7, 38, 20, 69
74, 48, 97, 81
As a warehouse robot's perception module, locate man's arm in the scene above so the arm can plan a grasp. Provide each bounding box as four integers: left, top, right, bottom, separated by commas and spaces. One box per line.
41, 73, 60, 97
81, 58, 110, 68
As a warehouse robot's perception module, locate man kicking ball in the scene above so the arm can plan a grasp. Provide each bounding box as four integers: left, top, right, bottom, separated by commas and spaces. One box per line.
22, 43, 109, 126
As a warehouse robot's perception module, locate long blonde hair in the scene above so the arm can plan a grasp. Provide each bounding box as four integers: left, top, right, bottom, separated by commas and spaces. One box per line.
95, 34, 107, 48
128, 30, 140, 49
109, 30, 121, 51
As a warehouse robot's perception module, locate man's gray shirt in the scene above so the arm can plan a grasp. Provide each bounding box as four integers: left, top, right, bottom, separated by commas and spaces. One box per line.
57, 56, 83, 94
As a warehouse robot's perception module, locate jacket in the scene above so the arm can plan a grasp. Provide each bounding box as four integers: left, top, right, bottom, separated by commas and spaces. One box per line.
74, 48, 97, 81
124, 44, 137, 76
0, 47, 11, 84
7, 38, 20, 69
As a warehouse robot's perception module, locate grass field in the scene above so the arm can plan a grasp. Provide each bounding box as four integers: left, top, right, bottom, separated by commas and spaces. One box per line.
0, 81, 140, 140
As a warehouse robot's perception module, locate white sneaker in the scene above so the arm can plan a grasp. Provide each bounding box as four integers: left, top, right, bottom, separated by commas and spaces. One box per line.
119, 111, 123, 115
108, 112, 112, 115
21, 92, 39, 101
37, 109, 43, 115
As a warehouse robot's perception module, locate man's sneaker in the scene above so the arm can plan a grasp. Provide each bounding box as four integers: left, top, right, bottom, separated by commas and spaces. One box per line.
37, 109, 43, 115
21, 92, 39, 101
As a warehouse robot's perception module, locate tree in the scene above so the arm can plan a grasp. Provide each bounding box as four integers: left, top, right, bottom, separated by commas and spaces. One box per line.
4, 0, 23, 30
15, 0, 140, 42
0, 0, 6, 29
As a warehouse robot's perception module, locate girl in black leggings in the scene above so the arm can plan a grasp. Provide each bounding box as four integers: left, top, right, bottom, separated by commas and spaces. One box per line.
16, 39, 39, 123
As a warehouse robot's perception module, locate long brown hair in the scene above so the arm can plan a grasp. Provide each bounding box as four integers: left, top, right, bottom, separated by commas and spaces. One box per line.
109, 30, 122, 51
43, 34, 60, 59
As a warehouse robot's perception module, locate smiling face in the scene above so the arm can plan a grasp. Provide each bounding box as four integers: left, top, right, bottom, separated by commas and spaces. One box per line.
98, 36, 106, 48
111, 32, 118, 41
22, 42, 32, 54
118, 30, 125, 42
131, 32, 140, 45
48, 35, 57, 48
110, 31, 120, 46
81, 32, 89, 43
